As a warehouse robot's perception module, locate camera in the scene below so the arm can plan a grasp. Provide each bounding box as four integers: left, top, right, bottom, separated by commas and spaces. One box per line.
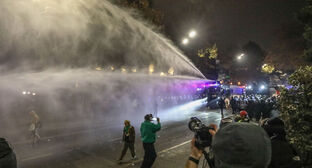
188, 117, 215, 149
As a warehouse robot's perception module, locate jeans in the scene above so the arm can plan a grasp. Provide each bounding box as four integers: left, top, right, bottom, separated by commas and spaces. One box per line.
141, 143, 157, 168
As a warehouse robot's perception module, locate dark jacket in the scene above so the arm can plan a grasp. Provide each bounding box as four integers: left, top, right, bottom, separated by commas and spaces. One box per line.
269, 137, 301, 168
122, 126, 135, 143
262, 118, 301, 168
0, 138, 17, 168
218, 99, 225, 108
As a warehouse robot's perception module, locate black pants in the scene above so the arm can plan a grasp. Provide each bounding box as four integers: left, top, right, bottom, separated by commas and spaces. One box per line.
141, 143, 157, 168
220, 107, 224, 118
119, 142, 135, 160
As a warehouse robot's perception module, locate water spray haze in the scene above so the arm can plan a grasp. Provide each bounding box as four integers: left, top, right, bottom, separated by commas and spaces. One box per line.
0, 0, 208, 150
158, 98, 207, 121
0, 0, 204, 77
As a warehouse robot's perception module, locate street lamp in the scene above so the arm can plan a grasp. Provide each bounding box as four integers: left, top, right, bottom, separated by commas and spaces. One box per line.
237, 53, 245, 60
189, 30, 197, 38
260, 85, 266, 90
182, 38, 189, 45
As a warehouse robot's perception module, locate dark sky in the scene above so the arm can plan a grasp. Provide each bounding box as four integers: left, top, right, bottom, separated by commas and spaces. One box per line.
154, 0, 306, 69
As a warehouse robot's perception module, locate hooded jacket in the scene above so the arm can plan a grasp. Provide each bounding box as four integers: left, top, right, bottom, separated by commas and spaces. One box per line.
212, 123, 271, 168
0, 138, 17, 168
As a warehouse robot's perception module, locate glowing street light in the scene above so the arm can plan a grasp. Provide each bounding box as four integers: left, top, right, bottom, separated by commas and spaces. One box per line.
121, 67, 127, 73
131, 68, 137, 73
189, 30, 197, 38
182, 38, 189, 45
168, 67, 174, 75
160, 72, 165, 76
237, 53, 245, 60
260, 85, 266, 90
149, 64, 154, 74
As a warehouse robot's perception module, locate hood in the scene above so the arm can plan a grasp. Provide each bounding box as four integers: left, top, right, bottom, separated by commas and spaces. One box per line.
0, 138, 11, 159
212, 123, 271, 168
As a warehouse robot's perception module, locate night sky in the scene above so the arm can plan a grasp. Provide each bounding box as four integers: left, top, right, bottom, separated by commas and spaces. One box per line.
154, 0, 306, 69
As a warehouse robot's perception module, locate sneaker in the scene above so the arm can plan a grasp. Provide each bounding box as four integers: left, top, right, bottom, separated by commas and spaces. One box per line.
132, 156, 138, 160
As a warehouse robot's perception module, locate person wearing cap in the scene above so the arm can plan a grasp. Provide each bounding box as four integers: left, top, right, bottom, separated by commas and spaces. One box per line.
234, 110, 250, 123
118, 120, 136, 163
140, 114, 161, 168
185, 122, 271, 168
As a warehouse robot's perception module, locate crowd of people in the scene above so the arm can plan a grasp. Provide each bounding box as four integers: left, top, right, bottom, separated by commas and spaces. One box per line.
219, 95, 278, 121
0, 95, 301, 168
184, 100, 302, 168
184, 117, 301, 168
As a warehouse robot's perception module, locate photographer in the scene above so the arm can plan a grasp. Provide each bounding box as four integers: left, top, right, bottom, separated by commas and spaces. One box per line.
140, 114, 161, 168
185, 124, 217, 168
185, 122, 271, 168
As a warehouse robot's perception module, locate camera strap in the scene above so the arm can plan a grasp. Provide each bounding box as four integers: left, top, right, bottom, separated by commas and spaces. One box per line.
188, 156, 199, 164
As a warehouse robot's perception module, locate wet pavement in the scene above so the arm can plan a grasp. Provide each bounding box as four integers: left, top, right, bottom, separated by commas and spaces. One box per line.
15, 108, 229, 168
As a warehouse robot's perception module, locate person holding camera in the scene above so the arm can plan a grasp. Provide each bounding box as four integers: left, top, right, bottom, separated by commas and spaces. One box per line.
118, 120, 137, 163
140, 114, 161, 168
185, 123, 217, 168
185, 122, 271, 168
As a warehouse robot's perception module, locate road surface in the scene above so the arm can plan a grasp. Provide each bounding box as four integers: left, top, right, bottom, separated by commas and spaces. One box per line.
15, 108, 229, 168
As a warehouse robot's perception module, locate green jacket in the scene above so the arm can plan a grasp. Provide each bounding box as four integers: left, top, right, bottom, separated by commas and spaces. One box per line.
140, 121, 161, 143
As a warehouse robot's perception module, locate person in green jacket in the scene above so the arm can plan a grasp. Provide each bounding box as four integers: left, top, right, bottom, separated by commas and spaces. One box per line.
118, 120, 137, 163
140, 114, 161, 168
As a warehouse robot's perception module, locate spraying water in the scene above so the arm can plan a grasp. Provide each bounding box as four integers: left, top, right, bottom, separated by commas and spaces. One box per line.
0, 0, 204, 77
0, 0, 208, 147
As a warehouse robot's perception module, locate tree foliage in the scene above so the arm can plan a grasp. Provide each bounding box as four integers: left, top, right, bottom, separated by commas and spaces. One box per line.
261, 63, 275, 74
197, 44, 218, 59
299, 0, 312, 62
116, 0, 163, 26
279, 66, 312, 165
